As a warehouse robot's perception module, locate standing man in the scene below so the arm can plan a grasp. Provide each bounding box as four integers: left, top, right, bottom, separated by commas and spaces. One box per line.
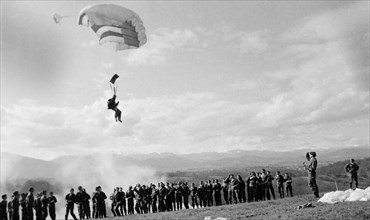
125, 187, 134, 215
26, 188, 34, 220
344, 159, 360, 189
40, 191, 48, 220
11, 192, 20, 220
222, 177, 230, 205
82, 189, 90, 219
20, 194, 27, 220
0, 194, 8, 220
284, 173, 293, 197
189, 183, 198, 209
266, 171, 276, 200
213, 180, 222, 206
182, 182, 190, 209
303, 152, 319, 198
47, 192, 57, 220
65, 188, 78, 220
275, 171, 285, 199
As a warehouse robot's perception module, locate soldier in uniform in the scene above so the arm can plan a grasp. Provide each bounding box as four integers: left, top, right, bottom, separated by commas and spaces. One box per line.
236, 175, 246, 203
11, 192, 20, 220
7, 195, 13, 220
266, 171, 276, 199
20, 194, 27, 220
33, 193, 42, 220
303, 152, 319, 198
213, 180, 222, 206
275, 171, 285, 199
174, 183, 183, 210
113, 187, 122, 216
344, 159, 360, 189
133, 184, 143, 214
165, 183, 173, 211
150, 184, 158, 213
206, 180, 213, 206
26, 188, 34, 220
40, 191, 48, 220
246, 172, 257, 202
115, 188, 125, 216
125, 187, 134, 215
81, 189, 90, 219
189, 183, 198, 209
197, 181, 206, 208
65, 189, 78, 220
109, 188, 117, 217
76, 187, 85, 219
284, 173, 293, 197
182, 182, 190, 209
260, 169, 270, 201
91, 190, 98, 218
157, 183, 167, 212
0, 194, 8, 220
222, 177, 230, 205
228, 175, 239, 204
47, 192, 57, 220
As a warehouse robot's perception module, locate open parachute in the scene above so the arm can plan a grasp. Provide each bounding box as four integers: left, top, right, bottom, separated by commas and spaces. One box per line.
77, 4, 147, 51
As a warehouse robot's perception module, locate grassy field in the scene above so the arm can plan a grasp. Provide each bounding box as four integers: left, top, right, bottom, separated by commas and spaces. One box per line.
107, 194, 370, 220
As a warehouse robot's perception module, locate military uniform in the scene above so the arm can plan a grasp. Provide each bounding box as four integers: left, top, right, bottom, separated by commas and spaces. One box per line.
33, 196, 42, 220
26, 192, 34, 220
47, 196, 57, 220
284, 175, 293, 197
11, 196, 20, 220
0, 198, 7, 220
222, 178, 230, 205
125, 189, 134, 215
275, 173, 285, 198
40, 195, 48, 220
175, 185, 183, 210
157, 184, 167, 212
65, 192, 78, 220
189, 185, 198, 208
344, 161, 360, 189
305, 155, 319, 198
246, 174, 257, 202
182, 183, 190, 209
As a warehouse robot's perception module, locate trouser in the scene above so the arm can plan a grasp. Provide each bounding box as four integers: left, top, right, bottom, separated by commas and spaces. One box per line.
222, 189, 229, 205
228, 190, 235, 204
190, 195, 198, 208
120, 200, 126, 215
134, 200, 142, 214
247, 187, 256, 202
41, 208, 47, 220
350, 173, 358, 189
48, 205, 55, 220
240, 189, 246, 203
286, 185, 293, 197
234, 189, 240, 204
65, 205, 78, 220
268, 184, 276, 199
77, 203, 84, 219
1, 211, 8, 220
175, 196, 182, 210
308, 173, 319, 197
35, 210, 41, 220
110, 202, 116, 216
83, 202, 90, 219
8, 211, 13, 220
264, 185, 271, 200
127, 199, 134, 214
158, 198, 165, 212
198, 196, 206, 208
114, 202, 121, 216
166, 197, 172, 211
183, 195, 189, 209
11, 212, 19, 220
151, 198, 157, 213
26, 207, 33, 220
277, 185, 284, 198
214, 192, 221, 206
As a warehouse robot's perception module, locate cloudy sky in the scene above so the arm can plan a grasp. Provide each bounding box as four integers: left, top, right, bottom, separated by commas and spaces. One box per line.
1, 1, 369, 160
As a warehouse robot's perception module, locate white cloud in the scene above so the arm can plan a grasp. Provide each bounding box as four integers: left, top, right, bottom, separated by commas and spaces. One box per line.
124, 28, 198, 65
223, 29, 269, 54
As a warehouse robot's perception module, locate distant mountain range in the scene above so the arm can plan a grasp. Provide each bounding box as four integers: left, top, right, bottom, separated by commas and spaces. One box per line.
2, 146, 369, 181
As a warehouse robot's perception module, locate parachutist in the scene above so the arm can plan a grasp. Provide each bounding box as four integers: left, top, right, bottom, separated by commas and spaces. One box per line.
107, 95, 122, 123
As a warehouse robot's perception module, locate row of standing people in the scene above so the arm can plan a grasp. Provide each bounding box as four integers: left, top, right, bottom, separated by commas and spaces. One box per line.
0, 188, 57, 220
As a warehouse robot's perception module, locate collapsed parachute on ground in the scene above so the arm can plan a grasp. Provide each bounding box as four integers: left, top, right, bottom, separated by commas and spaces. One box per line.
77, 4, 147, 51
318, 187, 370, 204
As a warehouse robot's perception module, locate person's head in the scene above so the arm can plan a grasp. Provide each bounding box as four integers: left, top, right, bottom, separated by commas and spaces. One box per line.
129, 186, 132, 190
49, 192, 54, 196
267, 171, 271, 175
276, 171, 280, 175
261, 169, 266, 173
2, 194, 7, 200
351, 158, 355, 163
119, 187, 123, 192
284, 173, 289, 177
13, 191, 19, 199
70, 188, 74, 194
82, 188, 86, 192
21, 193, 27, 199
29, 188, 34, 193
42, 190, 47, 196
78, 186, 83, 191
309, 152, 316, 158
191, 183, 195, 186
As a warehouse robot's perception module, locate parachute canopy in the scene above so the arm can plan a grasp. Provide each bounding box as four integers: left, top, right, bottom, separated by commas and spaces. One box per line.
78, 4, 147, 51
110, 74, 119, 84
